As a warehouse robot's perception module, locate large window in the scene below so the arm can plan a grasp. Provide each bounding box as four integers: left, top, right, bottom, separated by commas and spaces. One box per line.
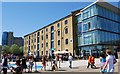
46, 28, 48, 32
51, 26, 54, 32
37, 32, 40, 37
51, 33, 54, 40
46, 34, 48, 39
65, 20, 68, 24
42, 43, 43, 48
57, 23, 60, 27
37, 44, 39, 50
58, 40, 60, 45
41, 36, 43, 40
46, 42, 48, 47
65, 39, 68, 44
58, 31, 60, 36
51, 41, 54, 48
65, 28, 68, 34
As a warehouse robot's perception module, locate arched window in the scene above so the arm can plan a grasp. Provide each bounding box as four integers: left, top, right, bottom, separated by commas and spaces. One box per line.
65, 28, 68, 34
65, 20, 68, 24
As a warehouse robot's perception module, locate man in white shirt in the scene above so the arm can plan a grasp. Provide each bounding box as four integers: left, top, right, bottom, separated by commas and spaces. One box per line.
68, 53, 72, 68
102, 50, 114, 73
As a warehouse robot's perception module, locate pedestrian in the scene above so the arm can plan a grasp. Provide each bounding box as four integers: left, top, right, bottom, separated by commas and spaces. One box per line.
28, 55, 34, 72
100, 52, 106, 72
68, 53, 72, 68
41, 55, 46, 71
21, 56, 27, 72
1, 53, 8, 74
87, 55, 92, 68
10, 60, 22, 74
91, 55, 96, 69
102, 49, 115, 73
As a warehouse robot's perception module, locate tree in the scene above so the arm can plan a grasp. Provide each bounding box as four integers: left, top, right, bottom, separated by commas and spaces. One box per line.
2, 45, 10, 54
19, 46, 23, 55
10, 44, 20, 55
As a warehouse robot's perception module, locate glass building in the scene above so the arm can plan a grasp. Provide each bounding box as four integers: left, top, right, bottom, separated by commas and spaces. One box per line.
2, 32, 8, 46
77, 2, 120, 57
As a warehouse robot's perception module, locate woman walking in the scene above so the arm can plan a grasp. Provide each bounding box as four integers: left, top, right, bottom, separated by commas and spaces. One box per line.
100, 52, 106, 72
21, 56, 27, 72
41, 55, 46, 71
28, 55, 34, 72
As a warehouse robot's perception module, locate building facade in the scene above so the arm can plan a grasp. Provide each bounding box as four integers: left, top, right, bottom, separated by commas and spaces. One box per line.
2, 32, 24, 47
24, 15, 75, 56
24, 0, 120, 57
2, 32, 14, 46
76, 1, 120, 57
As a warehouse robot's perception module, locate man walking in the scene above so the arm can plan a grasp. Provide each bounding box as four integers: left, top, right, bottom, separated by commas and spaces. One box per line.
68, 53, 72, 68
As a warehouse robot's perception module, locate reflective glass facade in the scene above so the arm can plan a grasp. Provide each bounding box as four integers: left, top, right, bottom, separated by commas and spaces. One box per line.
2, 32, 8, 46
77, 3, 120, 56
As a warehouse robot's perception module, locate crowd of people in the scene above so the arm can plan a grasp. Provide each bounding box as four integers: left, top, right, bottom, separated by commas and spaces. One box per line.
0, 49, 118, 74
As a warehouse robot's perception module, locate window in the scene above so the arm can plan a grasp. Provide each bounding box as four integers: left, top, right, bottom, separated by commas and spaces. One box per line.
42, 43, 43, 48
41, 51, 43, 55
51, 33, 54, 40
65, 28, 68, 34
58, 31, 60, 36
65, 20, 68, 24
34, 39, 36, 42
34, 45, 36, 49
37, 32, 40, 37
88, 22, 91, 30
42, 30, 43, 33
51, 41, 54, 48
37, 44, 39, 50
51, 26, 54, 32
34, 34, 36, 37
46, 28, 48, 32
46, 51, 48, 55
37, 38, 40, 42
31, 46, 33, 49
46, 34, 48, 39
58, 40, 60, 45
65, 39, 68, 44
57, 23, 60, 27
41, 36, 43, 40
32, 39, 33, 43
46, 42, 48, 47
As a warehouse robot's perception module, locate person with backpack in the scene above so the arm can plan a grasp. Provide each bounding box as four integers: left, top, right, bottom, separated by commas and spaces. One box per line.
2, 54, 8, 74
87, 55, 92, 68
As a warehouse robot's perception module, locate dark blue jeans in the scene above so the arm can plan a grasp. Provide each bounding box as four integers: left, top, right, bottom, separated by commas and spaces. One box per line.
69, 61, 72, 68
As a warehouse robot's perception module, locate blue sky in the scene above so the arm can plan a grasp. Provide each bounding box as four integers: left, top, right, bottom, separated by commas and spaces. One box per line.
1, 1, 119, 45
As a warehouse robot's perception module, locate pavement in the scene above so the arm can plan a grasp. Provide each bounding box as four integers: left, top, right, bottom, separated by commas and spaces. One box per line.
1, 59, 119, 74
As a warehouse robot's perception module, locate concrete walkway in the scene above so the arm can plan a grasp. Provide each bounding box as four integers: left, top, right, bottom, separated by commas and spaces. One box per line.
1, 59, 119, 73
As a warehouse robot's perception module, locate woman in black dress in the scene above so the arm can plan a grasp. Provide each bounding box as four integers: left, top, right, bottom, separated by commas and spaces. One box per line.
21, 57, 27, 72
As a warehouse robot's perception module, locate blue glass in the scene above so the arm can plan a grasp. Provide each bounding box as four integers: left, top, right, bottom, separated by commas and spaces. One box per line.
2, 32, 8, 46
51, 33, 54, 40
51, 41, 54, 48
51, 26, 54, 32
